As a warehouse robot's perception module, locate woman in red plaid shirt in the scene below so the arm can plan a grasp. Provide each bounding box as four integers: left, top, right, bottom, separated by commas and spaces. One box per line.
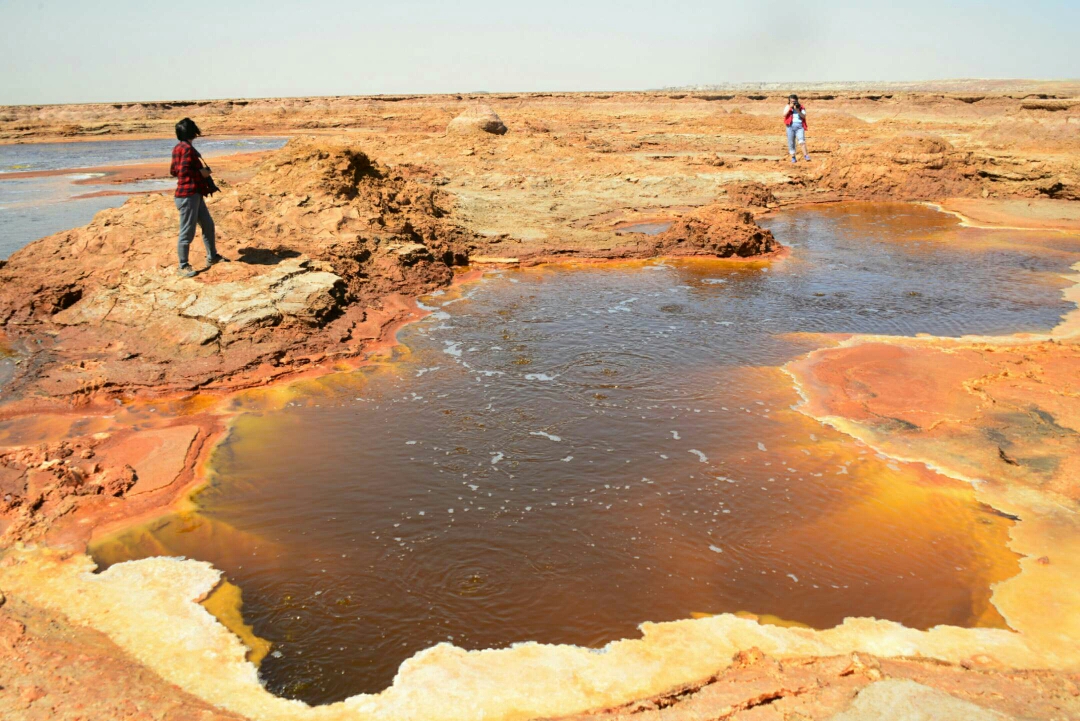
170, 118, 226, 277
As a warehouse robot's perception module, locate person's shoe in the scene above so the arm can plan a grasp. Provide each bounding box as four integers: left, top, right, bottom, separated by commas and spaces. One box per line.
803, 155, 811, 162
790, 156, 798, 164
177, 264, 197, 278
206, 254, 230, 267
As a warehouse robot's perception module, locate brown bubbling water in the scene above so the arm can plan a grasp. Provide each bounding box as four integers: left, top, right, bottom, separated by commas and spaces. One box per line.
91, 204, 1080, 704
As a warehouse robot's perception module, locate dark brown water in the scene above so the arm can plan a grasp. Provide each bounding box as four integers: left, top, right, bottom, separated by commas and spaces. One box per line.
92, 204, 1080, 704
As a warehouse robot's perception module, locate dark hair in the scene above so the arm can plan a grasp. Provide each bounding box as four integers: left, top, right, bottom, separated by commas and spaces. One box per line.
175, 117, 201, 142
789, 94, 799, 102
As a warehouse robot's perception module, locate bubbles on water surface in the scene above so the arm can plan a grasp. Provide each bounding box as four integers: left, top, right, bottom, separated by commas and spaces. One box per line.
89, 204, 1080, 705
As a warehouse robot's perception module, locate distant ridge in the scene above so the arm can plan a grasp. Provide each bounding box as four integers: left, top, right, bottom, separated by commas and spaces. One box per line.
657, 79, 1080, 95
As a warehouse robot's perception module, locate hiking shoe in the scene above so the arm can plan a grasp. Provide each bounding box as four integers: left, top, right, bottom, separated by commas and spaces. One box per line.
177, 264, 197, 278
206, 254, 230, 267
790, 156, 797, 164
803, 155, 811, 162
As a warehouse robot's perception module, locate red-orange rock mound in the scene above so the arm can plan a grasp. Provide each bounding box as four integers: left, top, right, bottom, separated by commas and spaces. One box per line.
726, 181, 777, 208
654, 204, 778, 258
0, 138, 474, 400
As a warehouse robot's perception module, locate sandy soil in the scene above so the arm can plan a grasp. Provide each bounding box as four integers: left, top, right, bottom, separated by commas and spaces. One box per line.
0, 85, 1079, 719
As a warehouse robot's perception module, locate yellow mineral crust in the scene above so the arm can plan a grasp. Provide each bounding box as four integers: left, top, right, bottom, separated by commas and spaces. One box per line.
0, 540, 1068, 721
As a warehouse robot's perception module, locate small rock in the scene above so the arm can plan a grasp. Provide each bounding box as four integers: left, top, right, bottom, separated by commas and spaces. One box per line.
447, 104, 508, 136
102, 465, 138, 497
840, 652, 883, 681
731, 647, 767, 668
0, 615, 26, 652
18, 685, 47, 708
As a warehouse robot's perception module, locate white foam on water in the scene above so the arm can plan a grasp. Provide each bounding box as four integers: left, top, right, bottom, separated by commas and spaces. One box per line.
708, 544, 723, 554
702, 278, 727, 284
561, 456, 574, 462
530, 431, 562, 442
443, 341, 463, 358
405, 440, 417, 445
525, 373, 557, 381
415, 366, 441, 377
490, 452, 505, 465
787, 573, 799, 583
671, 430, 681, 440
757, 442, 767, 452
607, 297, 639, 313
689, 449, 708, 463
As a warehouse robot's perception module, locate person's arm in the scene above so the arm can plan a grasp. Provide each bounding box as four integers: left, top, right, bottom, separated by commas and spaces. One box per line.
169, 145, 183, 178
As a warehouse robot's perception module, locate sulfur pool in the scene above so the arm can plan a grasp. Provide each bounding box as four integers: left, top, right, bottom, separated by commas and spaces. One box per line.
92, 203, 1080, 704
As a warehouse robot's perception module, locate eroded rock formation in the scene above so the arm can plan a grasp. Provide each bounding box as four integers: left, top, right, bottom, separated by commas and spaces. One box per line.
0, 438, 136, 545
0, 139, 473, 399
654, 204, 778, 257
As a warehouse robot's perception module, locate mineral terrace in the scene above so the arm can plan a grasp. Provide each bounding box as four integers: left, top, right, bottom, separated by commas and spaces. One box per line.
1, 84, 1079, 720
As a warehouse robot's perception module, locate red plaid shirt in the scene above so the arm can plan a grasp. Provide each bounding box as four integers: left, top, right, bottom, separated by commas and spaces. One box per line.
171, 141, 206, 197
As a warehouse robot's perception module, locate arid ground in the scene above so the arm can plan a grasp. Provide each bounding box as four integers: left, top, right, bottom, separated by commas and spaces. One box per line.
1, 83, 1080, 720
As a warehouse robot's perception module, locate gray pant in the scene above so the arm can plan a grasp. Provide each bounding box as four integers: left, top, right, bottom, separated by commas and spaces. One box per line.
786, 125, 806, 157
175, 194, 216, 267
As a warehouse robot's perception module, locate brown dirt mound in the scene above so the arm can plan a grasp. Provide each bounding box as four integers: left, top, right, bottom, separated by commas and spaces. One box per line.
654, 204, 778, 258
0, 138, 474, 400
810, 134, 981, 200
726, 181, 776, 208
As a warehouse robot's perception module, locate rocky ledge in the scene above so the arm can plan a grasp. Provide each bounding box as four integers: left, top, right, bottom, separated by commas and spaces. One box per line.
0, 139, 477, 402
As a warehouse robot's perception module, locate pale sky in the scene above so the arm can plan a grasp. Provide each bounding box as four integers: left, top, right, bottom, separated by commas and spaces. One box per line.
1, 0, 1077, 105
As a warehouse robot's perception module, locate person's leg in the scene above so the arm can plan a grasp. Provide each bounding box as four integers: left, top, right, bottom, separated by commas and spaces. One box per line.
175, 196, 198, 268
797, 127, 809, 160
786, 126, 797, 161
196, 196, 217, 261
